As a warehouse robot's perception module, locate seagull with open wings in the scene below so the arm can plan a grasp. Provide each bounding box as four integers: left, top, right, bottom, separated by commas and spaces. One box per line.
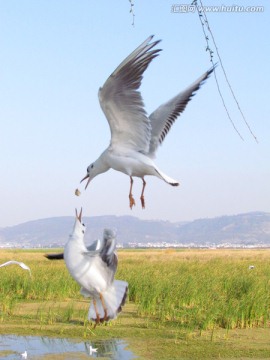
64, 209, 128, 324
80, 35, 214, 208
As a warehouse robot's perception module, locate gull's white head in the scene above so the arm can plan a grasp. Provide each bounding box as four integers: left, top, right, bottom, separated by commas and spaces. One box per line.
80, 161, 99, 189
80, 155, 110, 190
72, 208, 86, 238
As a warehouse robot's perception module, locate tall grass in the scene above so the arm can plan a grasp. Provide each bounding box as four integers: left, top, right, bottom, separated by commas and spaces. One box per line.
0, 260, 79, 301
0, 249, 270, 330
117, 250, 270, 330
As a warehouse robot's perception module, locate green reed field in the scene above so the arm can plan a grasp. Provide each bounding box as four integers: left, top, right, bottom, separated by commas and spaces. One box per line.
1, 248, 270, 359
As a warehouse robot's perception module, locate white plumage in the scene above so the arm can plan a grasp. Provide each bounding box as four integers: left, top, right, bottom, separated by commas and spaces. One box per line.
88, 345, 98, 355
0, 261, 31, 276
64, 209, 128, 324
20, 351, 27, 359
81, 35, 214, 208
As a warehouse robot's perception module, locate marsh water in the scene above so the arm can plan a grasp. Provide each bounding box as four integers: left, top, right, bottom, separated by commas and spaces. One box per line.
0, 335, 137, 359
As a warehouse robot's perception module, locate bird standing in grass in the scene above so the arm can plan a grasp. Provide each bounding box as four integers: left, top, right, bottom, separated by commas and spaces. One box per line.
64, 209, 128, 324
80, 35, 214, 209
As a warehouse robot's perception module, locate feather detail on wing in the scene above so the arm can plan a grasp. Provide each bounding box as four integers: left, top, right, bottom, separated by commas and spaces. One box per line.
98, 35, 162, 153
148, 65, 216, 158
100, 229, 118, 275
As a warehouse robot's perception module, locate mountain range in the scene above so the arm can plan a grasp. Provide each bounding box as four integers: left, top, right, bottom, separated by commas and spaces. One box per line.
0, 211, 270, 248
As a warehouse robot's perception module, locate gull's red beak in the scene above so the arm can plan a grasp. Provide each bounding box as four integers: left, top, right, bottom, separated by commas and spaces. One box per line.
80, 174, 91, 189
75, 208, 83, 223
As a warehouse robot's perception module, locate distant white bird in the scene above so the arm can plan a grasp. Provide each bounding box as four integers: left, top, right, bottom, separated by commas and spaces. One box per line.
80, 35, 214, 209
249, 265, 255, 270
0, 261, 31, 276
21, 351, 27, 359
64, 209, 128, 324
89, 345, 98, 356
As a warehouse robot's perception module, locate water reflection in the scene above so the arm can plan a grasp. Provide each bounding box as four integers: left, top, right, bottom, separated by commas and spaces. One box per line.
0, 335, 137, 359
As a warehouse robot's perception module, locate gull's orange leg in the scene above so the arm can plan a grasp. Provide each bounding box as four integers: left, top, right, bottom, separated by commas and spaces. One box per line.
93, 299, 100, 327
129, 176, 136, 209
99, 293, 108, 321
140, 178, 146, 209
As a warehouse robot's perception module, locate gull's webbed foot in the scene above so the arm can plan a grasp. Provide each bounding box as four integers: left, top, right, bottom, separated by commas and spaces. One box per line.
129, 194, 136, 209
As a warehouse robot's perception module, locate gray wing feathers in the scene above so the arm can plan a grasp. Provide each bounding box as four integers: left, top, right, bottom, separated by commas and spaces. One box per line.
83, 229, 118, 274
100, 229, 118, 274
87, 239, 101, 251
107, 35, 158, 76
98, 36, 162, 153
148, 66, 215, 157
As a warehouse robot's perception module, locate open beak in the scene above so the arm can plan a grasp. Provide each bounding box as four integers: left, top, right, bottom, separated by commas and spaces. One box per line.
75, 208, 83, 223
80, 174, 91, 189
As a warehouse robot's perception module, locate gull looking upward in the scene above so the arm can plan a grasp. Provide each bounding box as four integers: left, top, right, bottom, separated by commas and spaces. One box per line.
81, 35, 214, 209
64, 209, 128, 324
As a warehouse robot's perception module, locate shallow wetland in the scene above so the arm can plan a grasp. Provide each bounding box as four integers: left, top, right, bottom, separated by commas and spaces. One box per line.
1, 249, 270, 359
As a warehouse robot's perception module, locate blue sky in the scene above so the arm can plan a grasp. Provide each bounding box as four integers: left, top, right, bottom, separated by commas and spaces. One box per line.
0, 0, 269, 227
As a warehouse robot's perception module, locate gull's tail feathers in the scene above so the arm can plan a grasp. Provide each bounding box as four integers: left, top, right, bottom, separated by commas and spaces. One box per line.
88, 280, 128, 322
154, 168, 179, 187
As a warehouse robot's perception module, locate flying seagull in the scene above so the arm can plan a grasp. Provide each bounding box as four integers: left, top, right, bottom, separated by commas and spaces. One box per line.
64, 209, 128, 324
0, 261, 31, 276
80, 35, 214, 209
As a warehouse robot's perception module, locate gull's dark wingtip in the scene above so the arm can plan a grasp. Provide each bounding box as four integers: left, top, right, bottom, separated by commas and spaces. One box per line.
208, 62, 218, 75
147, 34, 162, 48
44, 253, 64, 260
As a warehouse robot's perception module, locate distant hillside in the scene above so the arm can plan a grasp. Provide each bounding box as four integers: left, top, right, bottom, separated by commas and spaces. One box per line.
174, 212, 270, 246
0, 216, 181, 247
0, 212, 270, 248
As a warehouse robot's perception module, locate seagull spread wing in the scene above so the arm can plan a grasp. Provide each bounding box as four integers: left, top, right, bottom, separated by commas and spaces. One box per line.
99, 229, 118, 275
86, 239, 102, 252
148, 66, 215, 158
98, 35, 161, 153
83, 229, 118, 286
0, 260, 31, 275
